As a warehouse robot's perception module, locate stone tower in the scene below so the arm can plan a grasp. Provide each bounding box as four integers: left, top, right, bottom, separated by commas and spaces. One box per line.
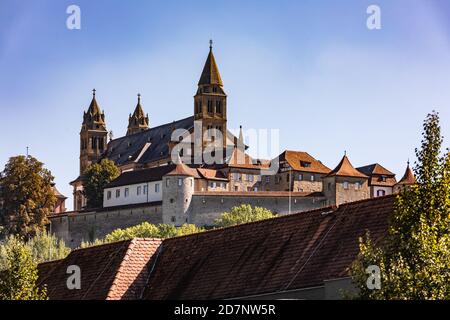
162, 158, 195, 226
194, 41, 227, 150
79, 89, 108, 174
322, 153, 370, 206
127, 93, 149, 136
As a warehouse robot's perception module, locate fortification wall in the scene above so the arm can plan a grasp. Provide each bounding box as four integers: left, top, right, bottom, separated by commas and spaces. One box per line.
189, 194, 327, 226
49, 204, 163, 248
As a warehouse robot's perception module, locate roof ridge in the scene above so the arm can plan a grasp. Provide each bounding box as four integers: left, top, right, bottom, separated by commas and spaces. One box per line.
162, 195, 396, 243
111, 116, 194, 142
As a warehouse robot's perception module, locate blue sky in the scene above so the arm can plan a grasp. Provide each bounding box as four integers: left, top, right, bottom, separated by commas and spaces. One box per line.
1, 0, 449, 210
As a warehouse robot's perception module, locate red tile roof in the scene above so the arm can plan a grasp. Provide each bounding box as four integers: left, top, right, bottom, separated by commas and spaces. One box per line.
38, 239, 161, 300
326, 155, 368, 178
39, 196, 395, 300
280, 150, 331, 174
397, 163, 416, 185
143, 196, 394, 299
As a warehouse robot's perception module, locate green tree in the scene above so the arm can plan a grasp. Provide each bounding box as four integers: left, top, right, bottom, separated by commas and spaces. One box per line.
79, 222, 205, 247
351, 111, 450, 299
0, 237, 47, 300
214, 204, 276, 228
82, 159, 120, 209
0, 232, 71, 270
0, 155, 56, 239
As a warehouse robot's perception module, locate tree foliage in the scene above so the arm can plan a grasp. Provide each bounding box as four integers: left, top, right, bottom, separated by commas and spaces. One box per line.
0, 237, 47, 300
0, 155, 56, 239
82, 159, 120, 209
80, 222, 205, 247
351, 111, 450, 299
0, 231, 71, 271
214, 204, 276, 228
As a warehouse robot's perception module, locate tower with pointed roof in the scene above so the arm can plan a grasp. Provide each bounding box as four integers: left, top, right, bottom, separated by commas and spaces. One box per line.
79, 89, 108, 175
194, 41, 227, 150
394, 161, 416, 193
127, 94, 149, 136
322, 153, 370, 205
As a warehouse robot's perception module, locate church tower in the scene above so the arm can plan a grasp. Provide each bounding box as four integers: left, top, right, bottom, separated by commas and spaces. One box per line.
79, 89, 108, 174
194, 41, 227, 150
127, 93, 149, 136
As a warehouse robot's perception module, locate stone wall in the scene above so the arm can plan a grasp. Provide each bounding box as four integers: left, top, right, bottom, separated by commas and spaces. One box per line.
189, 193, 327, 226
49, 203, 162, 248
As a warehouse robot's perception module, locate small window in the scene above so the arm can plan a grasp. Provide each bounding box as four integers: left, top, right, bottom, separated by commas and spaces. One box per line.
107, 191, 111, 200
380, 175, 387, 182
234, 186, 239, 191
171, 216, 176, 222
355, 182, 361, 190
248, 175, 254, 182
343, 181, 349, 190
266, 176, 270, 183
310, 174, 315, 182
178, 178, 183, 186
166, 179, 170, 187
124, 188, 129, 197
300, 161, 311, 168
253, 187, 258, 192
143, 185, 148, 194
155, 183, 160, 193
207, 100, 213, 113
116, 189, 120, 198
377, 189, 386, 197
137, 186, 141, 195
298, 174, 303, 181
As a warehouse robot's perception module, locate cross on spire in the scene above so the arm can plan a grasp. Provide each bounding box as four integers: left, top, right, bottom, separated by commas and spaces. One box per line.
92, 88, 96, 97
209, 39, 213, 51
137, 93, 141, 103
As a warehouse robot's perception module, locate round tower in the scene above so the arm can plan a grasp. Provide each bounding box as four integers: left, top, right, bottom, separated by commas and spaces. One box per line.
162, 159, 195, 226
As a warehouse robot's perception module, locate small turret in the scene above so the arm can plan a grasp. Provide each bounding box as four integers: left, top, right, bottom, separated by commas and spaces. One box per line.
161, 156, 196, 226
394, 161, 416, 193
127, 93, 149, 136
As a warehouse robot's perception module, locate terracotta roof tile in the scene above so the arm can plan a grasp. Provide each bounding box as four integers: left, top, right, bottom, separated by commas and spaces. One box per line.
326, 155, 368, 178
280, 150, 331, 174
143, 196, 394, 299
40, 196, 395, 300
397, 163, 416, 185
38, 239, 162, 300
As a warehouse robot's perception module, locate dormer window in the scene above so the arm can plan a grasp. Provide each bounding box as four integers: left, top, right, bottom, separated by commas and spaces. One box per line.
380, 175, 387, 182
300, 161, 312, 168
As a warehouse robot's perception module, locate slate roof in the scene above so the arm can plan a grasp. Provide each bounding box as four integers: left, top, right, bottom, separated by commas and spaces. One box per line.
104, 165, 176, 188
357, 163, 397, 187
279, 150, 331, 174
37, 239, 161, 300
357, 163, 395, 177
104, 116, 194, 167
39, 196, 395, 300
326, 155, 368, 178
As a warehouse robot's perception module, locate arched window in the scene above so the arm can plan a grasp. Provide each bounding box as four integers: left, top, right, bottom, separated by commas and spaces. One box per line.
377, 189, 386, 197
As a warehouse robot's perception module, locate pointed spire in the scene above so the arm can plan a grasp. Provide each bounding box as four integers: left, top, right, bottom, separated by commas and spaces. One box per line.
327, 154, 368, 178
398, 160, 416, 185
127, 93, 149, 136
167, 155, 196, 177
87, 88, 102, 116
198, 40, 223, 86
239, 125, 244, 143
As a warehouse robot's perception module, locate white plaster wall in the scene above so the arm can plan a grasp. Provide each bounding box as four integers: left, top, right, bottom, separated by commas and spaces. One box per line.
103, 180, 163, 207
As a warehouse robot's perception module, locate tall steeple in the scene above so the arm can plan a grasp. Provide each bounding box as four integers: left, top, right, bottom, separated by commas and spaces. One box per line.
127, 93, 149, 136
194, 40, 228, 150
79, 89, 108, 174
